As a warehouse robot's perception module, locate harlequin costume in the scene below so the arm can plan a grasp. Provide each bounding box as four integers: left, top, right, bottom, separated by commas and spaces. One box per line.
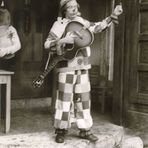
44, 0, 119, 143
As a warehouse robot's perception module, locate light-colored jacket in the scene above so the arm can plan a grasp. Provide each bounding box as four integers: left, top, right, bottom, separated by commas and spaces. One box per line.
44, 16, 112, 72
0, 25, 21, 59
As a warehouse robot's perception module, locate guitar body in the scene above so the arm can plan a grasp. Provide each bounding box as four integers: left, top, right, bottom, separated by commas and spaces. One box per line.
33, 21, 94, 88
63, 21, 94, 60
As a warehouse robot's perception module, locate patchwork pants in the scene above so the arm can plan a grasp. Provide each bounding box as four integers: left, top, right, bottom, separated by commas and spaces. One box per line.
54, 70, 93, 130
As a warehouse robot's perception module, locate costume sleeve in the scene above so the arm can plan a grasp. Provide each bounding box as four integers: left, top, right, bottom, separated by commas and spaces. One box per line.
89, 14, 118, 33
44, 19, 65, 52
0, 26, 21, 57
44, 31, 59, 52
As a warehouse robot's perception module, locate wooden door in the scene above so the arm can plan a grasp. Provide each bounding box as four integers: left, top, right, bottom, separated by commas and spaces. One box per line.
113, 0, 148, 126
125, 0, 148, 127
6, 0, 59, 99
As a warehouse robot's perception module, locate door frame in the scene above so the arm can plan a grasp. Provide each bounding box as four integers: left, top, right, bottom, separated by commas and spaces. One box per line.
112, 0, 131, 125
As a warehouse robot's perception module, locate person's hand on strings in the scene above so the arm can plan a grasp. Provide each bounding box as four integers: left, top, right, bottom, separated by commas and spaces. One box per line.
56, 32, 77, 55
58, 32, 77, 45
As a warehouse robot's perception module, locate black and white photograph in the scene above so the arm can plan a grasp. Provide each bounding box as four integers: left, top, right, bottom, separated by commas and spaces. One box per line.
0, 0, 147, 147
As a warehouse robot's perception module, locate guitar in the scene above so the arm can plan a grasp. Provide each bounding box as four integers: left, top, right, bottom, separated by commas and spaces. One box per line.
32, 21, 94, 88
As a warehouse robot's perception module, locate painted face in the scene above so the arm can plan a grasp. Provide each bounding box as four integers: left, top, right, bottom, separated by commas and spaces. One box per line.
65, 0, 79, 19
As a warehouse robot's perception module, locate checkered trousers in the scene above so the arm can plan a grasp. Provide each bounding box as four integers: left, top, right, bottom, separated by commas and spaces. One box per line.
54, 70, 93, 130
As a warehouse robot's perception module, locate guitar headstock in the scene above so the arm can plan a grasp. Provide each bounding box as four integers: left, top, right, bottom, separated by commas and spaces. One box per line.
32, 75, 44, 88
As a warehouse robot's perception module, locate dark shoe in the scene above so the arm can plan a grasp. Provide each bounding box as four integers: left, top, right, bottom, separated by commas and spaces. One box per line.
55, 133, 65, 143
79, 130, 98, 142
55, 129, 67, 143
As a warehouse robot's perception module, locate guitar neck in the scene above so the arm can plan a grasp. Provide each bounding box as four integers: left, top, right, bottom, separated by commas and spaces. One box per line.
40, 55, 64, 79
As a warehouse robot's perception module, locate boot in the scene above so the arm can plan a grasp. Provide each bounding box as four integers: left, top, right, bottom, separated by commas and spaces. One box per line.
55, 129, 67, 143
79, 130, 98, 142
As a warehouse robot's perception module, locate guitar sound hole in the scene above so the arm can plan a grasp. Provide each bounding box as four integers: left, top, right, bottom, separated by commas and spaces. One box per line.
65, 44, 74, 51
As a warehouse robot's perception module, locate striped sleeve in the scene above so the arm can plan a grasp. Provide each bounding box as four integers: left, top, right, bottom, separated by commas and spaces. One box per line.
89, 15, 118, 33
44, 31, 59, 52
